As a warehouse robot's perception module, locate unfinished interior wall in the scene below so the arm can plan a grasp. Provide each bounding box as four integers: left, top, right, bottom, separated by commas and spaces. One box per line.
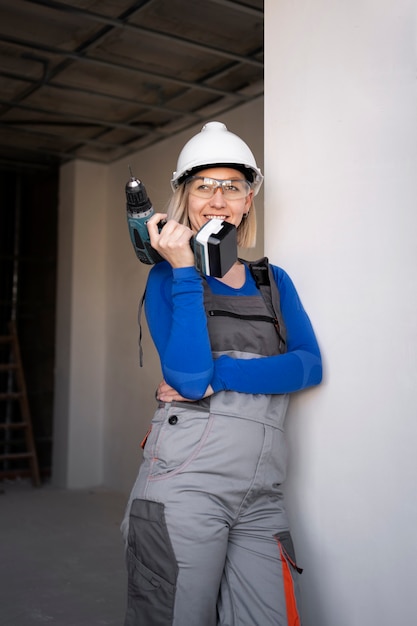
53, 160, 107, 488
265, 1, 417, 624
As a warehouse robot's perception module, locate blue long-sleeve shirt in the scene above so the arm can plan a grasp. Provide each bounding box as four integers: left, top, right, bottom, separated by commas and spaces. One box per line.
144, 261, 322, 400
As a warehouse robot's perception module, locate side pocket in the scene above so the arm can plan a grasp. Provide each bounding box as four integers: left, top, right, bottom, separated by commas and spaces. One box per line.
148, 408, 212, 478
140, 425, 152, 450
274, 531, 303, 626
124, 499, 179, 626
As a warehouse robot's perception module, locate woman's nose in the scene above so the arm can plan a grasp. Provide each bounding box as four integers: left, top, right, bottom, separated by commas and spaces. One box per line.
210, 187, 226, 208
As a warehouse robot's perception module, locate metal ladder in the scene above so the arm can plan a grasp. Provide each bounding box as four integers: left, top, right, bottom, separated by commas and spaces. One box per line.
0, 320, 41, 486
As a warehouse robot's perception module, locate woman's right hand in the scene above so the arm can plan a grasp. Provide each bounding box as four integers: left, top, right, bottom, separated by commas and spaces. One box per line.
156, 379, 214, 403
147, 213, 195, 268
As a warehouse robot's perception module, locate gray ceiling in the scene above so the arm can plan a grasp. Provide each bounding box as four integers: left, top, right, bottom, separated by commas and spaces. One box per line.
0, 0, 263, 170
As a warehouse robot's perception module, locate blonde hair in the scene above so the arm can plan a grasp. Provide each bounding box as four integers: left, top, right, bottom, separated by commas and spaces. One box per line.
166, 184, 257, 249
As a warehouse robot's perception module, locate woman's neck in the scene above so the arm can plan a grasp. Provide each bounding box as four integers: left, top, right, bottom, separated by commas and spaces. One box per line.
214, 261, 246, 289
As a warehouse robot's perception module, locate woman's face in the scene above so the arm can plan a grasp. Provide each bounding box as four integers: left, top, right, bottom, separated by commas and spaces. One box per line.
185, 167, 253, 234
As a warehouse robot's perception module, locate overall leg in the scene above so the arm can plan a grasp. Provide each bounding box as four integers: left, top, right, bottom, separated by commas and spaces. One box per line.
125, 496, 230, 626
123, 405, 232, 626
218, 502, 302, 626
218, 423, 303, 626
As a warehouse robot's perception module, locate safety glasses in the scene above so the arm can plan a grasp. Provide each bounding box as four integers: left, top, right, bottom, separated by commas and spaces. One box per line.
186, 176, 251, 200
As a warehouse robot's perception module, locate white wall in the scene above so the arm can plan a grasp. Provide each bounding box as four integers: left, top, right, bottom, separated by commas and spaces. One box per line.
265, 1, 417, 625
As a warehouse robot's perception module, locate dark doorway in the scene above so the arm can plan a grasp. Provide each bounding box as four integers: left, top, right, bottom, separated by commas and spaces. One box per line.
0, 167, 58, 480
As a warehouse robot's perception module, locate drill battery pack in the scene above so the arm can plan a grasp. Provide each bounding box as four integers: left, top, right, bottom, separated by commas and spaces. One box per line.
193, 218, 237, 278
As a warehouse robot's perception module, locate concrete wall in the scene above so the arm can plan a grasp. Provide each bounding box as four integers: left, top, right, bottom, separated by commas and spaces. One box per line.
53, 160, 107, 488
265, 1, 417, 624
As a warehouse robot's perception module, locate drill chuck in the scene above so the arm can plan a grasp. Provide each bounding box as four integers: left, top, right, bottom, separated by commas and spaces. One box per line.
126, 176, 153, 216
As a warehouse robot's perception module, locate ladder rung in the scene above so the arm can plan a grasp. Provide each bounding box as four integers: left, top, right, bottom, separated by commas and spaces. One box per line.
0, 422, 28, 429
0, 469, 32, 480
0, 452, 34, 460
0, 335, 13, 344
0, 392, 23, 401
0, 363, 18, 371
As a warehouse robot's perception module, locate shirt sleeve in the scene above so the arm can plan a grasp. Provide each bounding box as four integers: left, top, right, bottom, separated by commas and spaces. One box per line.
144, 262, 214, 399
209, 267, 322, 394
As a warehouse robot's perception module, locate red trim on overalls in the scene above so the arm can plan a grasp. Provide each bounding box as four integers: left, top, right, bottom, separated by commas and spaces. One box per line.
276, 539, 301, 626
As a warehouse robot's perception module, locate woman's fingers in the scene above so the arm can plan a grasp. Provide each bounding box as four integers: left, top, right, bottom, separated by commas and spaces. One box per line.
147, 216, 194, 267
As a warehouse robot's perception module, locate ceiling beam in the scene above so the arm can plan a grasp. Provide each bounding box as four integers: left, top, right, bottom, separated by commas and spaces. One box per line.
0, 96, 164, 137
0, 68, 203, 120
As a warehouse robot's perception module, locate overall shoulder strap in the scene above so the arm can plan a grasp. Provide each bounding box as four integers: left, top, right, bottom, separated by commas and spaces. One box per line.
242, 257, 287, 354
137, 288, 146, 367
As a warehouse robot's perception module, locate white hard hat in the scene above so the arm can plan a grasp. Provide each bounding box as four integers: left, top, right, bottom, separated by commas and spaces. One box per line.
171, 121, 264, 195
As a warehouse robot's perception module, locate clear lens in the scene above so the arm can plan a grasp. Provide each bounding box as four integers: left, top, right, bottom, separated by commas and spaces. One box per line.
187, 176, 251, 200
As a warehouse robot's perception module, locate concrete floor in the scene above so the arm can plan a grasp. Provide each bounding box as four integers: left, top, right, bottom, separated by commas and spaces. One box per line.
0, 480, 128, 626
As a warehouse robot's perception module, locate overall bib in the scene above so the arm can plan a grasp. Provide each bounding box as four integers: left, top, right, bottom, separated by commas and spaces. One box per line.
122, 276, 303, 626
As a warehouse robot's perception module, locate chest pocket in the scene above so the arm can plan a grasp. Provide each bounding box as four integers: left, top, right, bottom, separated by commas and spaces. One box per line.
203, 291, 283, 358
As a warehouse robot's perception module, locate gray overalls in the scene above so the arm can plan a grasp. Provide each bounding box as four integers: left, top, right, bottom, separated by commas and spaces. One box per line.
122, 268, 303, 626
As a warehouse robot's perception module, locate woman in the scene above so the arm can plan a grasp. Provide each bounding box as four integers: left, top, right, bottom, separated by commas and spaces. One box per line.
122, 121, 322, 626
